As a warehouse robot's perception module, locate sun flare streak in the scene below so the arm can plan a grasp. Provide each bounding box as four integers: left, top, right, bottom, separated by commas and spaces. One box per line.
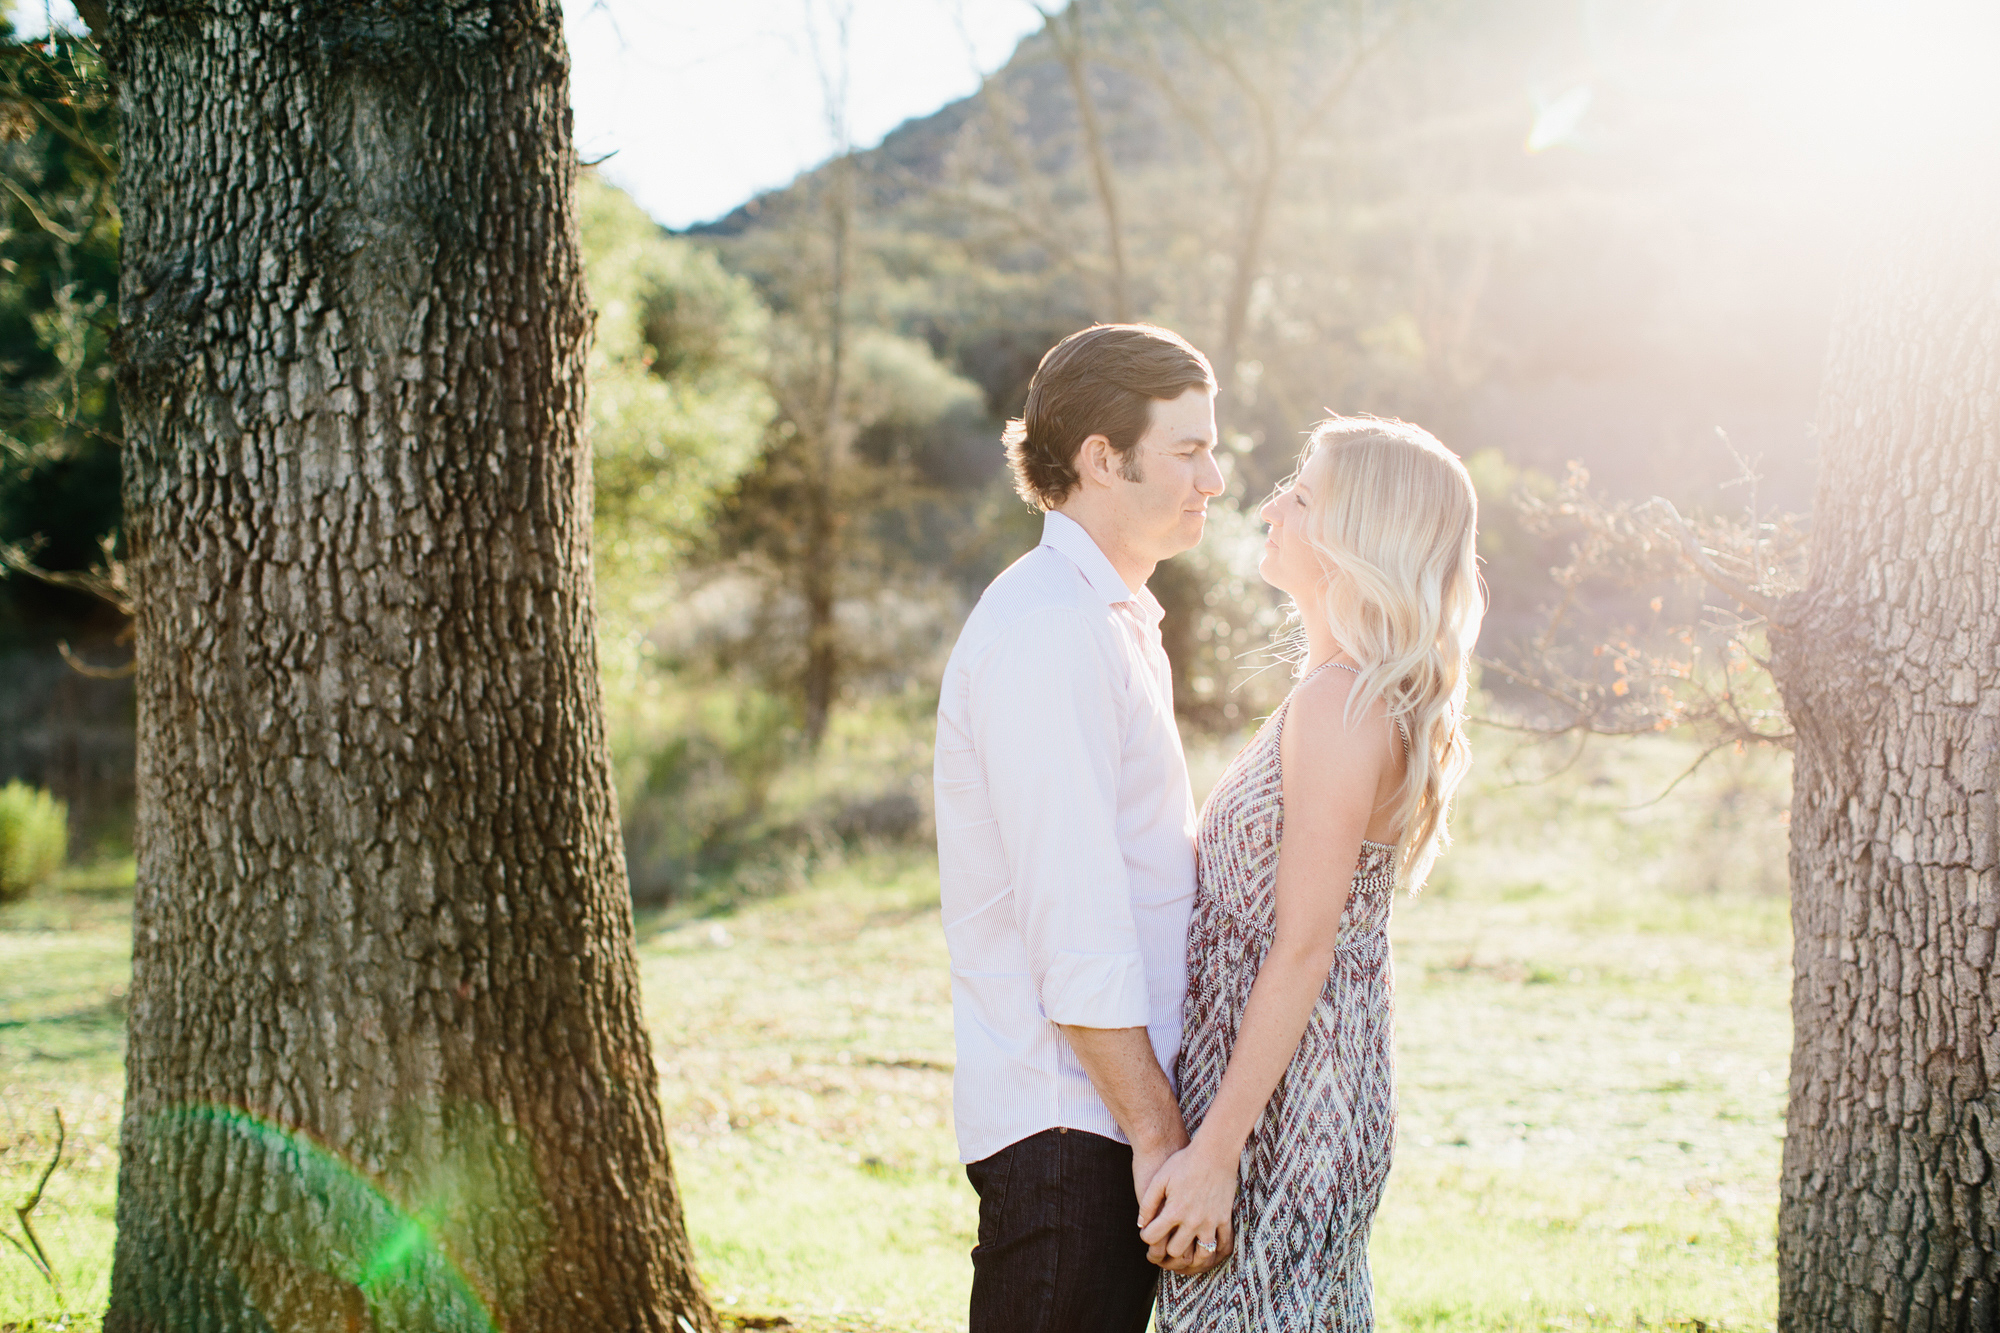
154, 1104, 505, 1333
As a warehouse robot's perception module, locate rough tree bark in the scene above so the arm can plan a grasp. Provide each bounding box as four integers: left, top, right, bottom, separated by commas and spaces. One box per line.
99, 2, 715, 1329
1772, 166, 2000, 1328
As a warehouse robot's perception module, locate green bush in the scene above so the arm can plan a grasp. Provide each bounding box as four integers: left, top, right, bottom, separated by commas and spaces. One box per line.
0, 780, 67, 901
621, 688, 798, 904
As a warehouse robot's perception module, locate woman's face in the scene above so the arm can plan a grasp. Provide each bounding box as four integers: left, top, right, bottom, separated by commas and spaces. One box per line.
1257, 464, 1329, 598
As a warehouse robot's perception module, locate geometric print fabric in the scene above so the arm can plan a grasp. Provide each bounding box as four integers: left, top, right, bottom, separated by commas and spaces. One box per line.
1158, 663, 1399, 1332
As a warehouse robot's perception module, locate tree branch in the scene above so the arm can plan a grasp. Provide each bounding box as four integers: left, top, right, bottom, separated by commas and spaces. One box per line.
1289, 1, 1408, 146
7, 39, 118, 174
57, 638, 133, 679
0, 1109, 64, 1297
1039, 2, 1130, 320
0, 536, 133, 617
1641, 497, 1784, 622
0, 171, 83, 244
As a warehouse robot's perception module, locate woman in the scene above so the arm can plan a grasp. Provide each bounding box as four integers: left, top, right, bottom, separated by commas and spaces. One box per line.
1143, 416, 1482, 1330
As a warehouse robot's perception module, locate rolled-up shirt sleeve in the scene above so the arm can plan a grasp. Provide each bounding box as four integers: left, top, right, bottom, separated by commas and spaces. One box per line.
970, 606, 1149, 1029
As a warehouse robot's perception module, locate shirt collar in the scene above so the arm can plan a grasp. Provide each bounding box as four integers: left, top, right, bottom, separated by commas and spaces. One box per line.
1040, 511, 1164, 625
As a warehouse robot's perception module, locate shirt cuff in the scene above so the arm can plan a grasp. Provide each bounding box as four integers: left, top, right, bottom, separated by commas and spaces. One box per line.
1041, 950, 1150, 1028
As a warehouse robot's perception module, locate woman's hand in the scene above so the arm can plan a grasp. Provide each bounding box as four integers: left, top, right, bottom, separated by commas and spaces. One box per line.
1137, 1136, 1237, 1275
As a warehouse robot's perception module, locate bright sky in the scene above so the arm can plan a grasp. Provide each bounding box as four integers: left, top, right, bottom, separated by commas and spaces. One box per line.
11, 0, 1045, 231
565, 0, 1045, 229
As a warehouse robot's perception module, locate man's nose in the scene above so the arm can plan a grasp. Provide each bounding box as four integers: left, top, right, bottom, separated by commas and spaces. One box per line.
1196, 450, 1225, 496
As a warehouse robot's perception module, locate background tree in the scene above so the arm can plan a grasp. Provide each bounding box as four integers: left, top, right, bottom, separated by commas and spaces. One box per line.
700, 0, 988, 754
0, 20, 120, 606
1099, 0, 1403, 401
14, 0, 1864, 851
0, 21, 130, 847
570, 173, 800, 903
1769, 163, 2000, 1327
580, 170, 771, 622
100, 1, 713, 1329
1471, 119, 2000, 1331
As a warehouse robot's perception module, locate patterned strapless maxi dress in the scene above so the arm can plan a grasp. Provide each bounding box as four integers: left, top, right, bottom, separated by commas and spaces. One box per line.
1157, 664, 1399, 1332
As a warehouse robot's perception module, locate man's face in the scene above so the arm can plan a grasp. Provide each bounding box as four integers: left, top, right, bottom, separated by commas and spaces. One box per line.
1112, 387, 1224, 564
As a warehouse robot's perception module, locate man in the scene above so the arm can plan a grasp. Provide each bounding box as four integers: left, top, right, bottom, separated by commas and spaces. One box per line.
934, 323, 1228, 1332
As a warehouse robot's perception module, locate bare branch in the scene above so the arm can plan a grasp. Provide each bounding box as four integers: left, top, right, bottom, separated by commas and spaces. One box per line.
950, 55, 1096, 273
1473, 653, 1592, 727
929, 181, 1095, 282
1093, 0, 1245, 185
6, 38, 118, 175
0, 1109, 65, 1297
1618, 739, 1734, 812
1288, 2, 1410, 149
0, 535, 133, 618
1039, 2, 1130, 320
1483, 453, 1803, 764
0, 172, 83, 244
57, 638, 133, 679
1150, 0, 1264, 104
1640, 497, 1784, 622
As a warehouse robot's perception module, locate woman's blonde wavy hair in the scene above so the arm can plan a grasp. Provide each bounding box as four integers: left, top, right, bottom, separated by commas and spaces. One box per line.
1283, 416, 1483, 889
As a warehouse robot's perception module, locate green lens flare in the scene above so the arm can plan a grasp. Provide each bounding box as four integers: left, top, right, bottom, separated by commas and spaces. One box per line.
155, 1103, 506, 1333
359, 1217, 432, 1287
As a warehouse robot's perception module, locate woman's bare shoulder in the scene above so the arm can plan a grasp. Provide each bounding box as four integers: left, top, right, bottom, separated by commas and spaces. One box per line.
1281, 666, 1398, 772
1287, 665, 1391, 734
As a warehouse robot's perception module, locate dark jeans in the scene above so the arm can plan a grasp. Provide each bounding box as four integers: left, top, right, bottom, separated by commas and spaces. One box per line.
965, 1127, 1158, 1333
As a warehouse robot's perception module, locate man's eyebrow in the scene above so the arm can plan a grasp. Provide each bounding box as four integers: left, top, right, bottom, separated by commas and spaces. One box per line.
1174, 435, 1215, 448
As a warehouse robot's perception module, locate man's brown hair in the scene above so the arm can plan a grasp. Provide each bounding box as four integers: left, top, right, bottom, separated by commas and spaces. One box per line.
1003, 324, 1217, 511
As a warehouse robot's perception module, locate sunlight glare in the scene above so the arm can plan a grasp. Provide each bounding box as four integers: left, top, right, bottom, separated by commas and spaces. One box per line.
1526, 85, 1594, 153
1738, 0, 2000, 181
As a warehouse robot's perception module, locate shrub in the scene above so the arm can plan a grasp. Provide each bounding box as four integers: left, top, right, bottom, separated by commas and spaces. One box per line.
621, 689, 798, 905
0, 780, 67, 901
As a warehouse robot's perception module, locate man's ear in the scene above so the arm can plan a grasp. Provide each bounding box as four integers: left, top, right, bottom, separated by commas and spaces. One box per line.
1075, 433, 1118, 489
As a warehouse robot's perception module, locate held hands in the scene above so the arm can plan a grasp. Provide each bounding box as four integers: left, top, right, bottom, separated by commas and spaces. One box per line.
1137, 1136, 1237, 1276
1129, 1128, 1187, 1228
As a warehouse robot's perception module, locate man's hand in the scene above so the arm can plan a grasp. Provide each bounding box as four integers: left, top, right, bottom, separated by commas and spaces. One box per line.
1057, 1023, 1200, 1270
1129, 1126, 1188, 1219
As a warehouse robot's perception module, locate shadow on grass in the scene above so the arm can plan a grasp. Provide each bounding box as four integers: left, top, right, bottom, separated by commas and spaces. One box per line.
722, 1313, 930, 1332
0, 995, 125, 1032
631, 835, 937, 944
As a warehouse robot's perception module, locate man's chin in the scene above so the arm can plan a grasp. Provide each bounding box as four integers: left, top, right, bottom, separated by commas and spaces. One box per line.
1142, 515, 1208, 569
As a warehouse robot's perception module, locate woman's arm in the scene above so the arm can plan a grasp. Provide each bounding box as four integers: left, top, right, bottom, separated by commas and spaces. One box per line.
1139, 669, 1396, 1270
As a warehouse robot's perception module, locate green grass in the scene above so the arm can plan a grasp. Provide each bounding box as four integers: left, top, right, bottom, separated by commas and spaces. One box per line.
0, 732, 1790, 1331
0, 858, 132, 1328
642, 855, 968, 1331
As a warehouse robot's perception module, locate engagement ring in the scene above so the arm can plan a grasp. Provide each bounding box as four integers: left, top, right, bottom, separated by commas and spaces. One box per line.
1198, 1238, 1218, 1253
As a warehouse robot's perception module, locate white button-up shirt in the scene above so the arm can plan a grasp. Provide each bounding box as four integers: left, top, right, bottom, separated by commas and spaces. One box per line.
934, 510, 1198, 1164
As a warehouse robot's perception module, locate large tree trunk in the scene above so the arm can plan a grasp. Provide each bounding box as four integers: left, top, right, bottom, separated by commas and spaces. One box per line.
1772, 166, 2000, 1328
101, 3, 715, 1329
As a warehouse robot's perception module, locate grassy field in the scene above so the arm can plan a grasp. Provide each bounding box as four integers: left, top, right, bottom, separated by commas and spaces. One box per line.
0, 728, 1791, 1331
